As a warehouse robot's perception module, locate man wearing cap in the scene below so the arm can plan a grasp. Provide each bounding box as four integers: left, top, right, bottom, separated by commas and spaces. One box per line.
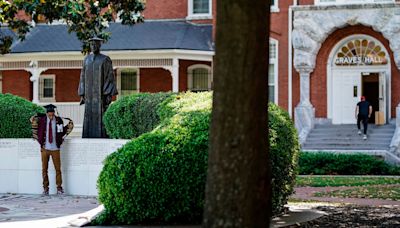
36, 104, 67, 195
355, 96, 373, 140
78, 36, 118, 138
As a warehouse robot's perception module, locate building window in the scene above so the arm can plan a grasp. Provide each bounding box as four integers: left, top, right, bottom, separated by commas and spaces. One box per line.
188, 64, 212, 92
269, 39, 278, 103
187, 0, 212, 20
39, 75, 55, 102
117, 69, 139, 98
271, 0, 279, 12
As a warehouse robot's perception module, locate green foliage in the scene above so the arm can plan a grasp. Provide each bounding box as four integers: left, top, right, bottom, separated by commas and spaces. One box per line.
97, 93, 300, 224
0, 0, 145, 54
268, 103, 300, 215
97, 92, 211, 225
0, 93, 45, 138
299, 152, 400, 175
103, 93, 173, 139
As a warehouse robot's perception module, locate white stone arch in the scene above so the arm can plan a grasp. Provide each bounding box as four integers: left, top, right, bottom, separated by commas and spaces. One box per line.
326, 34, 391, 121
292, 5, 400, 144
292, 6, 400, 71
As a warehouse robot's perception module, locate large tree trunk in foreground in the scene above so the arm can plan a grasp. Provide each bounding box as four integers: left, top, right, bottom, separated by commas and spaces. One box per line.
203, 0, 271, 227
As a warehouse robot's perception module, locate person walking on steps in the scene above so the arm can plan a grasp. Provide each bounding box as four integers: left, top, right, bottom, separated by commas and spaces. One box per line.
355, 96, 372, 140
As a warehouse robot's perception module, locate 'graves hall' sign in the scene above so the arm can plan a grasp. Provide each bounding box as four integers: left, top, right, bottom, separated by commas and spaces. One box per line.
335, 39, 388, 66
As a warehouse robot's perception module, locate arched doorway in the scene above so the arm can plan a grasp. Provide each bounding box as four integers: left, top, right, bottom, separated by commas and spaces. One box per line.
327, 35, 391, 125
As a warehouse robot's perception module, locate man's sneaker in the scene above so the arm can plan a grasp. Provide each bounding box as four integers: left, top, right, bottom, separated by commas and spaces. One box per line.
42, 189, 49, 196
57, 188, 64, 195
358, 130, 362, 135
363, 134, 367, 140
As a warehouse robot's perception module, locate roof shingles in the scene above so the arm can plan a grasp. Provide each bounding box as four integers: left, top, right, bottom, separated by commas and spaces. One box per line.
9, 21, 213, 53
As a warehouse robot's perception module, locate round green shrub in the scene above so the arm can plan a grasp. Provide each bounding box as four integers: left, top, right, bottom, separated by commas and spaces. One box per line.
103, 93, 173, 139
98, 93, 211, 224
97, 93, 299, 224
268, 103, 300, 215
0, 93, 45, 138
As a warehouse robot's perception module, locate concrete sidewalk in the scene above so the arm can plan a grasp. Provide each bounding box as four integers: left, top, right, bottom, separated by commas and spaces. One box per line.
0, 193, 99, 227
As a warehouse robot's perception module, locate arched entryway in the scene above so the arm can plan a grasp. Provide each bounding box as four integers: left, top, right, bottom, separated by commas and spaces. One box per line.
327, 35, 391, 124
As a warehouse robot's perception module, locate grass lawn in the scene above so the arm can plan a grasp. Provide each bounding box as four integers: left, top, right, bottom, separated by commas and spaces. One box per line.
314, 185, 400, 200
296, 176, 400, 187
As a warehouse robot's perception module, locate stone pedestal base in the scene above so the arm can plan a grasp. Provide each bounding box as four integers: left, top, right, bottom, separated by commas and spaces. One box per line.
390, 105, 400, 155
295, 105, 315, 145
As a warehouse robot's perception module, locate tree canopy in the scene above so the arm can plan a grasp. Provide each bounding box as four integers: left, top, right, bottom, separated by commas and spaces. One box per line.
0, 0, 145, 54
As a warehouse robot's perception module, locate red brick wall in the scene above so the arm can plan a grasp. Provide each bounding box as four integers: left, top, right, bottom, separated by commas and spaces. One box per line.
143, 0, 187, 19
43, 69, 81, 102
294, 25, 400, 118
2, 70, 32, 100
140, 68, 172, 92
270, 0, 290, 110
179, 60, 212, 91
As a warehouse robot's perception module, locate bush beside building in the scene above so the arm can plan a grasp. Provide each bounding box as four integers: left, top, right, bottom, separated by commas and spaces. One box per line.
96, 92, 300, 225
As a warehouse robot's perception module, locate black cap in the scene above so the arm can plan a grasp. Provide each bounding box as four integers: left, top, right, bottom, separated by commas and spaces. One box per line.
43, 104, 57, 113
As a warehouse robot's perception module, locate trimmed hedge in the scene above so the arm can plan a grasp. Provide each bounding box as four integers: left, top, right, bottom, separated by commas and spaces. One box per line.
0, 93, 45, 138
97, 92, 211, 224
103, 93, 173, 139
268, 103, 300, 215
96, 92, 300, 225
299, 152, 400, 175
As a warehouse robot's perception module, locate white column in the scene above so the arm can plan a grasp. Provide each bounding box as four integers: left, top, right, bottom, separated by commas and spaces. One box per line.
172, 58, 179, 93
26, 61, 47, 104
299, 68, 312, 107
294, 67, 315, 144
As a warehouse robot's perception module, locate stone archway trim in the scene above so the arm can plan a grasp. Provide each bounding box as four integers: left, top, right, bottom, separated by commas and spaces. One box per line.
292, 4, 400, 71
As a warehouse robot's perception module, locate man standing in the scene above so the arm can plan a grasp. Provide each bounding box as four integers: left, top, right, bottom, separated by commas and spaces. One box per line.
355, 96, 373, 140
78, 36, 118, 138
36, 104, 67, 195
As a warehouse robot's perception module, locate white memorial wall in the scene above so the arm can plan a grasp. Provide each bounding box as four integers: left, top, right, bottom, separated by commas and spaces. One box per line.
0, 138, 128, 196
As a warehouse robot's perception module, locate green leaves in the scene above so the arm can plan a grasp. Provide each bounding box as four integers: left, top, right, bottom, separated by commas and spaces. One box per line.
0, 0, 145, 54
0, 93, 45, 138
97, 94, 300, 224
299, 152, 400, 175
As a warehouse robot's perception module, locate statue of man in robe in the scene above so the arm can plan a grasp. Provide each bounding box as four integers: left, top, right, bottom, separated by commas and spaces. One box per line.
78, 37, 118, 138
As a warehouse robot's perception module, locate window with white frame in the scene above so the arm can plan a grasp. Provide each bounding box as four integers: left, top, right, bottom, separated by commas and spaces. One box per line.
117, 68, 139, 98
271, 0, 279, 12
269, 40, 278, 103
188, 64, 212, 92
188, 0, 212, 19
39, 75, 55, 102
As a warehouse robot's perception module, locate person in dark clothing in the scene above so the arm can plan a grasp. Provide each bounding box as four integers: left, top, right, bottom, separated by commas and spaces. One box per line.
33, 104, 68, 195
355, 96, 372, 140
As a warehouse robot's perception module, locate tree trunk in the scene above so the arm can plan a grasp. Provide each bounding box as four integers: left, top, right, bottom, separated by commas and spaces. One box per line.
203, 0, 271, 227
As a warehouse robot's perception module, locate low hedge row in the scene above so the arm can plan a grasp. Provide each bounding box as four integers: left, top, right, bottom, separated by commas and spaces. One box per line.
299, 152, 400, 175
96, 92, 300, 225
0, 93, 44, 138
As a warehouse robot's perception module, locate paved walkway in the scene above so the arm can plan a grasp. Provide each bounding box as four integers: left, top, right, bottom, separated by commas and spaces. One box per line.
0, 193, 99, 227
2, 188, 400, 227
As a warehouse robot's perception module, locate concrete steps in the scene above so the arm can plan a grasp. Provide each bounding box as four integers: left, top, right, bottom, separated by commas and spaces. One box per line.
303, 124, 395, 151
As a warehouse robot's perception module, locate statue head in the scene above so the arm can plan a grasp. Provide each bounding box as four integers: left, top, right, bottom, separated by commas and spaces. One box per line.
89, 36, 103, 54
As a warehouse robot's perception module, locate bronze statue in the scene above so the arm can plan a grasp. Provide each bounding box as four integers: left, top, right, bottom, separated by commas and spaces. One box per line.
78, 37, 118, 138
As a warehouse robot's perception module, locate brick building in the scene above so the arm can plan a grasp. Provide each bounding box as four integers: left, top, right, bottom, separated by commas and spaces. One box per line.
1, 0, 400, 146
